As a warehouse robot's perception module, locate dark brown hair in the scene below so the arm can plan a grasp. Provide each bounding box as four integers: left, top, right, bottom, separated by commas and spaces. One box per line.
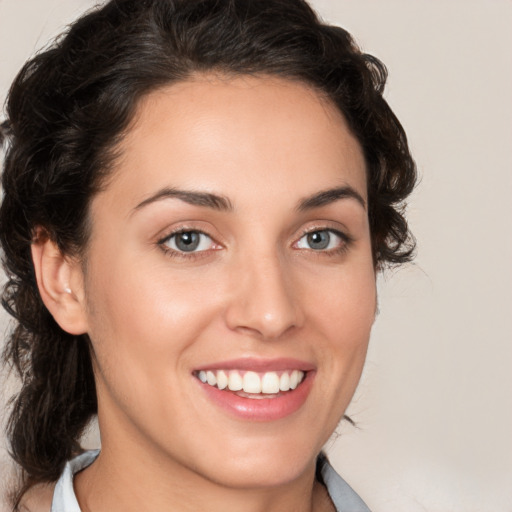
0, 0, 416, 507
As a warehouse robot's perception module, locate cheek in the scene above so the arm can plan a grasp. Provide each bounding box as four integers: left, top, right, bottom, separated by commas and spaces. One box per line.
84, 250, 222, 375
303, 258, 376, 338
301, 255, 376, 380
82, 259, 217, 428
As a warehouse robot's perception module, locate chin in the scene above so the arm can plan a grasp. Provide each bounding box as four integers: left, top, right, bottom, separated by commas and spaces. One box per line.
183, 431, 322, 489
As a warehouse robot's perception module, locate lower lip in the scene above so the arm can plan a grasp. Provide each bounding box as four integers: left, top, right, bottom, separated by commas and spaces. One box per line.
196, 371, 315, 421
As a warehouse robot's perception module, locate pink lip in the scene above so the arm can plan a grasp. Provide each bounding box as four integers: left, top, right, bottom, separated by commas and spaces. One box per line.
194, 358, 316, 421
194, 357, 316, 373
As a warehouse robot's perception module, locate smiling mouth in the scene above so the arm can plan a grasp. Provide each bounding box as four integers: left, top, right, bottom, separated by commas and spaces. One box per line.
195, 369, 306, 398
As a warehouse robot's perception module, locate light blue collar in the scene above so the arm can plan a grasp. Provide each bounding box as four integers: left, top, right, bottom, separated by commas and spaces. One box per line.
51, 450, 100, 512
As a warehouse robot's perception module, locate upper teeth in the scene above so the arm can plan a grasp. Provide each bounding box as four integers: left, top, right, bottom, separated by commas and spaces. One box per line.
197, 369, 305, 394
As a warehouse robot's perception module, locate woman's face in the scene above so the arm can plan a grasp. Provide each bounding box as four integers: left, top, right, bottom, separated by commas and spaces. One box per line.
78, 75, 376, 488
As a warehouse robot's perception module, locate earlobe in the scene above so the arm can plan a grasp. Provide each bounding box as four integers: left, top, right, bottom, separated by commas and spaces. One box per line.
31, 234, 88, 335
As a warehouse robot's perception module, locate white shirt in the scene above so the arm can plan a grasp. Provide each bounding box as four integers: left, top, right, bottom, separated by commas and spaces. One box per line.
50, 450, 371, 512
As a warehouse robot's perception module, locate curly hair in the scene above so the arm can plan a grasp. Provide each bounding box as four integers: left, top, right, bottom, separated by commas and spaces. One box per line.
0, 0, 416, 507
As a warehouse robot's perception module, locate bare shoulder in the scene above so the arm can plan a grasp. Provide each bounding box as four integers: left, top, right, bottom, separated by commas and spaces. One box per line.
18, 483, 55, 512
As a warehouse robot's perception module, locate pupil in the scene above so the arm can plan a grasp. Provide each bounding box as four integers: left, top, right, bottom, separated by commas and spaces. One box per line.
176, 232, 200, 251
307, 231, 329, 250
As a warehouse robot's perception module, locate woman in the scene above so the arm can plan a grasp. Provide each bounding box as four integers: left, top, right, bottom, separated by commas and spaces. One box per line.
0, 0, 416, 511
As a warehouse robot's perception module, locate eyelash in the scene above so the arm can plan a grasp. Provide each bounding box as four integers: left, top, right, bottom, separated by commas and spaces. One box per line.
157, 228, 218, 260
294, 227, 353, 256
157, 227, 352, 260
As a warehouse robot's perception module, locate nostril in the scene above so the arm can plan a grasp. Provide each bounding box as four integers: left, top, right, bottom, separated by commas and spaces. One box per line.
232, 322, 297, 340
224, 264, 304, 338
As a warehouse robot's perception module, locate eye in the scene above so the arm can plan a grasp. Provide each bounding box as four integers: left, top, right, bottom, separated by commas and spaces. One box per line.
162, 230, 215, 253
295, 229, 346, 251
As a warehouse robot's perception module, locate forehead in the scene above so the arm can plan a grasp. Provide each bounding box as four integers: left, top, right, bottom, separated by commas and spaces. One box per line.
103, 74, 367, 211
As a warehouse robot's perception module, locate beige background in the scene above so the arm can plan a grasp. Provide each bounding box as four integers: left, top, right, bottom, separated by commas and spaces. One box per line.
1, 1, 511, 511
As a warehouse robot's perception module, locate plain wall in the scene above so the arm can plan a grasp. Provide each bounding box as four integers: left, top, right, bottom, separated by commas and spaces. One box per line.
1, 1, 511, 511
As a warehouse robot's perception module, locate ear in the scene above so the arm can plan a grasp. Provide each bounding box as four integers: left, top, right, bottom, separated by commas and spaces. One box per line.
31, 234, 88, 335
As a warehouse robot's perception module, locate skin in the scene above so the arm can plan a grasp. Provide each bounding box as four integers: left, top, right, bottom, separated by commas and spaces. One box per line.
33, 75, 376, 512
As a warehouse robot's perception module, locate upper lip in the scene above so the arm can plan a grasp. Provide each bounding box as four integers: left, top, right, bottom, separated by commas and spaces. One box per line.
194, 357, 316, 373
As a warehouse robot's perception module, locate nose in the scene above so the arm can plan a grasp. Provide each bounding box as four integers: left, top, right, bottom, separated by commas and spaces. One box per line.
224, 252, 304, 339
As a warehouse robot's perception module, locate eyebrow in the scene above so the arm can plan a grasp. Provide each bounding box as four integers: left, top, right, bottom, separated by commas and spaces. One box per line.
297, 186, 366, 211
133, 184, 365, 215
133, 187, 233, 212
